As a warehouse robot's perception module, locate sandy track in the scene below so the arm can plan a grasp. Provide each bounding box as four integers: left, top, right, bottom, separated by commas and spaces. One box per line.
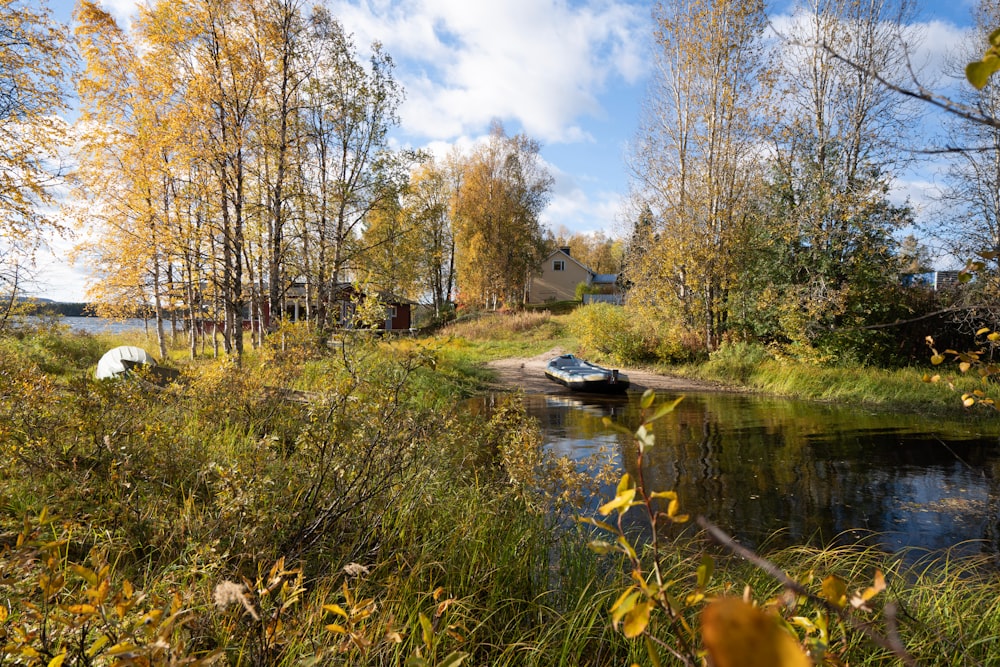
485, 347, 731, 395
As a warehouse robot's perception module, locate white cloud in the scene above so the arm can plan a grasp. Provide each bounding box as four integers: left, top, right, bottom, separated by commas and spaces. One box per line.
904, 20, 971, 88
327, 0, 650, 144
32, 251, 91, 302
890, 176, 944, 214
540, 162, 624, 237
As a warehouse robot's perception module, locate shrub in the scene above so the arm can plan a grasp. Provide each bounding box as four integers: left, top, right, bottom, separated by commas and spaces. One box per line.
575, 281, 596, 301
570, 303, 646, 364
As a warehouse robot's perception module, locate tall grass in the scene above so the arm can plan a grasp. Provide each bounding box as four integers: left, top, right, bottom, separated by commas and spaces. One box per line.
675, 340, 988, 411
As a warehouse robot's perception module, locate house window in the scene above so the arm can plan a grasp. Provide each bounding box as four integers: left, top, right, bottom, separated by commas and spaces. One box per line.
553, 260, 565, 271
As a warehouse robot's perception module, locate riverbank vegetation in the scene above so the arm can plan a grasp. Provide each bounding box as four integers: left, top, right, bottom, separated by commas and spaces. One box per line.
2, 321, 1000, 665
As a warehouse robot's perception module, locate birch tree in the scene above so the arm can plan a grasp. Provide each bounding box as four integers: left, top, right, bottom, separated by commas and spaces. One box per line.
403, 159, 456, 319
156, 0, 266, 356
453, 121, 552, 309
628, 0, 768, 351
301, 7, 403, 328
358, 192, 420, 299
255, 0, 310, 329
763, 0, 917, 355
74, 1, 183, 359
935, 2, 1000, 268
0, 0, 71, 309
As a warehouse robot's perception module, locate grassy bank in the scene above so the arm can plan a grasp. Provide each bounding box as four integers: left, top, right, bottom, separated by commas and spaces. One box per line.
666, 340, 988, 412
1, 318, 998, 665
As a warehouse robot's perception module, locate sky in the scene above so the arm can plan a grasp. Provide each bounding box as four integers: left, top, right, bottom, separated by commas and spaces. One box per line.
30, 0, 980, 302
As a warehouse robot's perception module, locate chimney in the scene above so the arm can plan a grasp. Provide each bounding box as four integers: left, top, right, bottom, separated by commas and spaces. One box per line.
560, 246, 571, 256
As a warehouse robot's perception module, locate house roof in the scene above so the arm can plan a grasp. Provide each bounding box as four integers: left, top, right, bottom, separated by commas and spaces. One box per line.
540, 248, 593, 275
592, 274, 618, 284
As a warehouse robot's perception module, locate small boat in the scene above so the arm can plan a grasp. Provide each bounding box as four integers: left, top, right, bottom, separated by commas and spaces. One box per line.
95, 346, 179, 384
544, 354, 629, 394
95, 346, 157, 380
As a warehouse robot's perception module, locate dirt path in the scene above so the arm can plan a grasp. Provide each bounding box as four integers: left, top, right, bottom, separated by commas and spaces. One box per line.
485, 347, 734, 395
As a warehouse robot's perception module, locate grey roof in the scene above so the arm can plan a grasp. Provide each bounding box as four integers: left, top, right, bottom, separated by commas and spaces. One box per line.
592, 273, 618, 284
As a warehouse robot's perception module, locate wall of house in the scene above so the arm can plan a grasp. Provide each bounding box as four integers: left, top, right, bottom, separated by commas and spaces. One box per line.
388, 304, 411, 330
528, 253, 591, 303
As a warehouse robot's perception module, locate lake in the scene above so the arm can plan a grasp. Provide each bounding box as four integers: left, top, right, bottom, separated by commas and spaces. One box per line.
515, 390, 1000, 560
49, 316, 152, 336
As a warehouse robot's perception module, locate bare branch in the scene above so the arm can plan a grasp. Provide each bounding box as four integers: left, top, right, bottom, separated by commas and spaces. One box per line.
817, 40, 1000, 130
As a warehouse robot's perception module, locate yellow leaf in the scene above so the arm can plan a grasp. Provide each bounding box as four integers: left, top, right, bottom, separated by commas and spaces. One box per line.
577, 516, 616, 532
140, 609, 163, 626
931, 354, 945, 365
822, 575, 847, 608
617, 473, 634, 496
419, 611, 434, 647
610, 588, 639, 626
790, 616, 815, 632
963, 395, 976, 408
640, 389, 655, 409
65, 604, 98, 615
851, 569, 886, 608
70, 565, 98, 587
588, 539, 615, 554
988, 333, 1000, 343
686, 591, 705, 605
701, 598, 810, 667
108, 642, 138, 655
960, 362, 972, 373
323, 604, 348, 618
623, 600, 652, 638
617, 535, 638, 560
87, 634, 110, 658
325, 623, 347, 634
39, 573, 64, 598
977, 327, 991, 335
598, 487, 637, 516
48, 653, 66, 667
644, 635, 663, 667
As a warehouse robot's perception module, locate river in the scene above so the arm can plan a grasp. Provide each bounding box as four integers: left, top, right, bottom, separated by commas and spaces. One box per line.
515, 390, 1000, 561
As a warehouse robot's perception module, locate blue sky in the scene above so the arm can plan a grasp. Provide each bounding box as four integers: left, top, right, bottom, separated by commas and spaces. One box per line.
34, 0, 979, 301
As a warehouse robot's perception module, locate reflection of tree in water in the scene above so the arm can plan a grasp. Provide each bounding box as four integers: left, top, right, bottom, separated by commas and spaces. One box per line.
608, 392, 1000, 559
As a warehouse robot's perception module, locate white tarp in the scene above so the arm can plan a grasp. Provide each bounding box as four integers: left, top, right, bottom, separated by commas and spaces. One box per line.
95, 346, 156, 380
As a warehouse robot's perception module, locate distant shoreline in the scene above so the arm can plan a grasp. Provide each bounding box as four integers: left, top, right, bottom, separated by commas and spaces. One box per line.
20, 299, 90, 317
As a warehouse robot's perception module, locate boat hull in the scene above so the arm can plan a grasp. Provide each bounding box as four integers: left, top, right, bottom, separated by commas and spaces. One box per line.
544, 354, 630, 394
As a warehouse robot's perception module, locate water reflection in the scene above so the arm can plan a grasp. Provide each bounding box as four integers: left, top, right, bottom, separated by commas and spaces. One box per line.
512, 391, 1000, 560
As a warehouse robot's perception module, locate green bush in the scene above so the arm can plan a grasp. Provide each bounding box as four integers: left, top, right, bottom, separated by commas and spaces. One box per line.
574, 281, 595, 301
